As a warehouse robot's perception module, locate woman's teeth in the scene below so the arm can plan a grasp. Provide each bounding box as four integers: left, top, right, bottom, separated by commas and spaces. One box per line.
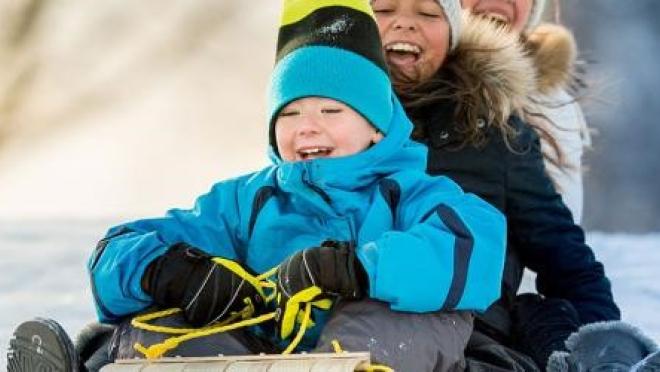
385, 42, 421, 54
385, 42, 421, 66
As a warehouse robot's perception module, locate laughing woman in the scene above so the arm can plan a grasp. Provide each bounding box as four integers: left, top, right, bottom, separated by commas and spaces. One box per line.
371, 0, 624, 370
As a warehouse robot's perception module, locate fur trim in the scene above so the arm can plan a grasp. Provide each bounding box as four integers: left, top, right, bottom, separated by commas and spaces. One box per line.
565, 320, 659, 355
546, 350, 571, 372
74, 322, 116, 352
526, 23, 578, 94
447, 13, 537, 127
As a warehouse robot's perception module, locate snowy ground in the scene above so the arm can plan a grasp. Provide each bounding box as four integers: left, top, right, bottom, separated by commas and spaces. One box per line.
1, 220, 659, 369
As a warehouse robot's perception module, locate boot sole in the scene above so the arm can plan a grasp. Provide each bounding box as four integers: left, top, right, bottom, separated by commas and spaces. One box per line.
7, 318, 78, 372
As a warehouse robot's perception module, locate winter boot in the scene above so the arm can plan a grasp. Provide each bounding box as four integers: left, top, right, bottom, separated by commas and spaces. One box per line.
512, 293, 581, 369
75, 322, 117, 372
632, 349, 660, 372
546, 320, 658, 372
7, 318, 78, 372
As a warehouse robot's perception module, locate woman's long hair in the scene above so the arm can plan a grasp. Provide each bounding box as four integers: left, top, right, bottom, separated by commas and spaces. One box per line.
390, 20, 573, 174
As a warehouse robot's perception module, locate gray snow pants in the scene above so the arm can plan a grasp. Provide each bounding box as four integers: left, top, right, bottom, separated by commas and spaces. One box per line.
315, 299, 473, 372
108, 299, 473, 371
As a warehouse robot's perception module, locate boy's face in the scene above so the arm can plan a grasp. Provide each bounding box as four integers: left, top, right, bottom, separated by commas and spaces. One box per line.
372, 0, 451, 83
461, 0, 532, 32
275, 97, 384, 162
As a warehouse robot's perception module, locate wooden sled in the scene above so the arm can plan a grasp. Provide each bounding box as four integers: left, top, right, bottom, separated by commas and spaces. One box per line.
100, 352, 374, 371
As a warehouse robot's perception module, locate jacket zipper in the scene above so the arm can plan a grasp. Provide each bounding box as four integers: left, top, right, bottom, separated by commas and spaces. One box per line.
301, 166, 332, 204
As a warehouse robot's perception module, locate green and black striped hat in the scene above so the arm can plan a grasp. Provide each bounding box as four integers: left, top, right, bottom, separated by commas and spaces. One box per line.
268, 0, 395, 152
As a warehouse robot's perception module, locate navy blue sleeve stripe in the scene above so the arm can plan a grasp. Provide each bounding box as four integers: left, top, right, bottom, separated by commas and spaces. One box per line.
378, 179, 401, 224
248, 186, 276, 239
89, 227, 132, 270
437, 205, 475, 310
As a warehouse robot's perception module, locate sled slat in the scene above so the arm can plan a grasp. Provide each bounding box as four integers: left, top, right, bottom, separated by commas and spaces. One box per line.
182, 362, 230, 371
312, 358, 366, 372
267, 359, 318, 371
100, 352, 371, 372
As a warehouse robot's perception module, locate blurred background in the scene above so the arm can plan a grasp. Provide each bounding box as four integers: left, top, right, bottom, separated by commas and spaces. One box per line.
0, 0, 659, 231
0, 0, 278, 222
0, 0, 659, 368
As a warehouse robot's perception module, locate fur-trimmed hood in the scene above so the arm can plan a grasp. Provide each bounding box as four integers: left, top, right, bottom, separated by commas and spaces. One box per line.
526, 23, 579, 95
442, 13, 537, 132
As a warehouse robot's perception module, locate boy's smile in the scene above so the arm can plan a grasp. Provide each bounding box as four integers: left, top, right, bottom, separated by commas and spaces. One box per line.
296, 146, 335, 161
275, 97, 383, 162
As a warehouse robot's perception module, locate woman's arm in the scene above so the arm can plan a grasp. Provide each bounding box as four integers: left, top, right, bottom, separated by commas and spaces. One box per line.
506, 116, 619, 324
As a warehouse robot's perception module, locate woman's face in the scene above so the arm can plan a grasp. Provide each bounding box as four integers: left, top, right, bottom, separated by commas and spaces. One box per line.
372, 0, 451, 83
461, 0, 533, 33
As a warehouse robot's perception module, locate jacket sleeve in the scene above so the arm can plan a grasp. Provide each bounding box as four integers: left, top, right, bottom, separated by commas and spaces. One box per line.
506, 117, 620, 324
356, 175, 507, 313
88, 179, 245, 322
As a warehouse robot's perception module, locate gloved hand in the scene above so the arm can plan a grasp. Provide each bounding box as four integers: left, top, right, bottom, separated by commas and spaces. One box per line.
275, 240, 368, 339
142, 243, 265, 327
512, 293, 581, 369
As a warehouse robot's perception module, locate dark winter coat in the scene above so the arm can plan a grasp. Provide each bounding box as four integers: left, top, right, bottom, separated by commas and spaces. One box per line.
400, 15, 620, 342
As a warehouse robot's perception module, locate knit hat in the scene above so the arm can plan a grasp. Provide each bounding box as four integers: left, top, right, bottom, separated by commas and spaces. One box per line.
435, 0, 462, 50
525, 0, 547, 31
268, 0, 394, 154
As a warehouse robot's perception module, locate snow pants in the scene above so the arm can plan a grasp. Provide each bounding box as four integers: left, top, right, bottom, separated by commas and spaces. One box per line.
106, 299, 473, 371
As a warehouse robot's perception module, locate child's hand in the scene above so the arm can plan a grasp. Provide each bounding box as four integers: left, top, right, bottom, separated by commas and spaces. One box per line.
275, 240, 367, 339
142, 243, 265, 327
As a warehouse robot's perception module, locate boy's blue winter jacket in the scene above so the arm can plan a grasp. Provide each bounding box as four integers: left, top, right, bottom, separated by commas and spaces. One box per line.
89, 97, 506, 347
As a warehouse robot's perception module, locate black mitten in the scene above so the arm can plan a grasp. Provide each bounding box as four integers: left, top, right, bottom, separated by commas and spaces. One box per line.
277, 240, 367, 300
275, 240, 368, 339
142, 243, 264, 327
512, 293, 581, 369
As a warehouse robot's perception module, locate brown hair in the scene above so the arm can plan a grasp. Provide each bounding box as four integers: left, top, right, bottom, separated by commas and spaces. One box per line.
391, 48, 520, 152
391, 40, 570, 175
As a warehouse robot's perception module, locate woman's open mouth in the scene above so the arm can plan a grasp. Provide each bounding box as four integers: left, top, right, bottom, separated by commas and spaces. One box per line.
384, 42, 422, 68
296, 146, 334, 160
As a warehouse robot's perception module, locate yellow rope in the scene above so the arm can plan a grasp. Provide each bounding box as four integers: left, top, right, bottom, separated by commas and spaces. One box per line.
281, 302, 312, 354
134, 311, 277, 359
129, 261, 382, 366
362, 365, 395, 372
131, 262, 281, 359
332, 339, 394, 372
331, 339, 344, 353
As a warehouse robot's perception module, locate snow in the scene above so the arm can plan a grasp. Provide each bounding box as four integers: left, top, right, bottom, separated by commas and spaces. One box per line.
0, 222, 658, 369
319, 16, 351, 35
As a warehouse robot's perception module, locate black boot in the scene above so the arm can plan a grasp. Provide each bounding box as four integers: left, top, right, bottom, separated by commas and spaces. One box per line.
8, 318, 78, 372
547, 320, 658, 372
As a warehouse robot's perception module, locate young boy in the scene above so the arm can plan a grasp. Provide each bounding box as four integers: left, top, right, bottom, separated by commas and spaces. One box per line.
8, 0, 507, 371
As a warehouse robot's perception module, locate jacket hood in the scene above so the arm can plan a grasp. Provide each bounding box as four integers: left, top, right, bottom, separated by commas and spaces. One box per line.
525, 23, 579, 95
443, 13, 537, 128
269, 95, 426, 199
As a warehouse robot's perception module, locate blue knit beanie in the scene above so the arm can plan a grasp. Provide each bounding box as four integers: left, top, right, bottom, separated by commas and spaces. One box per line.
268, 0, 394, 153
